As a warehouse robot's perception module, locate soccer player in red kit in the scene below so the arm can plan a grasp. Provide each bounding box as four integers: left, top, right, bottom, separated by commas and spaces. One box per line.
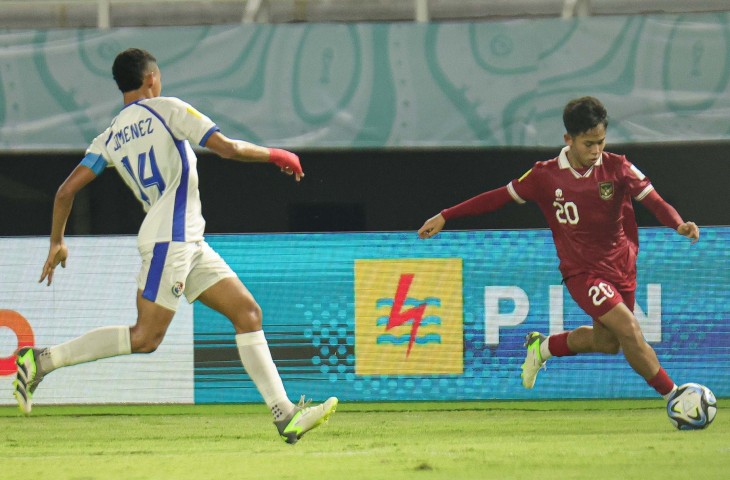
418, 96, 699, 402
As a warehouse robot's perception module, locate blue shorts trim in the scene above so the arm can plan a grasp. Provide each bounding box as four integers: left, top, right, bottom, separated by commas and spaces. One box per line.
142, 242, 170, 302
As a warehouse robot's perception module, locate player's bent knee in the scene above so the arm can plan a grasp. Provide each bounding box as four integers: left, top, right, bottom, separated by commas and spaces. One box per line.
615, 329, 648, 354
244, 303, 263, 329
230, 302, 263, 333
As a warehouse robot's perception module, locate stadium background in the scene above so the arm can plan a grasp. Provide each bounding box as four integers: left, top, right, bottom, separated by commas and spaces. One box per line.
1, 1, 729, 406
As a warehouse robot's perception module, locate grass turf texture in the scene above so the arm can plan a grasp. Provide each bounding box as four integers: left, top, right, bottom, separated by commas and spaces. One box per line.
1, 400, 726, 480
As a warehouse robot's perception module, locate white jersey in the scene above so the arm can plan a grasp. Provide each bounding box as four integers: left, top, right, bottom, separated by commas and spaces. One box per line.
82, 97, 219, 249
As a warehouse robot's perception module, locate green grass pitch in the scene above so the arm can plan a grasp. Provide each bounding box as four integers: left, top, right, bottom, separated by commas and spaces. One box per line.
1, 400, 726, 480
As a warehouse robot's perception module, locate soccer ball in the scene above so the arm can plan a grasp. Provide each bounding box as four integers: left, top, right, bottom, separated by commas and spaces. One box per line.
667, 383, 717, 430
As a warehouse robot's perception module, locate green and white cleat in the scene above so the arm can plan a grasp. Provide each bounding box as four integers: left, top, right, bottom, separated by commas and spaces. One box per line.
13, 347, 47, 415
521, 332, 547, 389
274, 396, 338, 445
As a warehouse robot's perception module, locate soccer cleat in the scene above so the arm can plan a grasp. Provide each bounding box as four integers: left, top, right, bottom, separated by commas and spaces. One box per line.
13, 347, 48, 415
521, 332, 547, 389
274, 395, 338, 445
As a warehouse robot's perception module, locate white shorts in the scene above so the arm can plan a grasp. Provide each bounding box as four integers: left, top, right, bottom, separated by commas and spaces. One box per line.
137, 240, 237, 311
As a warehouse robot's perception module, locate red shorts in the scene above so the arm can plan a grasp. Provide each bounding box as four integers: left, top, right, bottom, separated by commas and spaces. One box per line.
564, 273, 635, 321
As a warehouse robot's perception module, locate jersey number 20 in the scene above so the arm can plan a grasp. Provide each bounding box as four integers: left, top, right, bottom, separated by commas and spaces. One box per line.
553, 201, 579, 225
589, 282, 615, 306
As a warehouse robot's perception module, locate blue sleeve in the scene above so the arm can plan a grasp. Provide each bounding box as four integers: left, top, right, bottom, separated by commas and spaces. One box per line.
79, 152, 109, 176
199, 125, 221, 147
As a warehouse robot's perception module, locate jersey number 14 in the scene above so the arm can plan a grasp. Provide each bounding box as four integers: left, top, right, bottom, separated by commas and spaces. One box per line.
121, 146, 166, 205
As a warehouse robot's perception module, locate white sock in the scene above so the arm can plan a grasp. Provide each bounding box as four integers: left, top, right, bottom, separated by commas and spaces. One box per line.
46, 325, 131, 372
662, 384, 678, 401
235, 330, 295, 421
540, 336, 553, 361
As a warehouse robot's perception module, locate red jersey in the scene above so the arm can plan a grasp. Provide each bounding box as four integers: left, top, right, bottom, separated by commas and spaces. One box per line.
507, 147, 654, 288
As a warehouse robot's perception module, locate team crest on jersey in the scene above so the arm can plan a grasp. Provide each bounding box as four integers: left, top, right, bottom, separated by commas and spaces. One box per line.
599, 182, 614, 200
172, 281, 185, 297
555, 188, 564, 201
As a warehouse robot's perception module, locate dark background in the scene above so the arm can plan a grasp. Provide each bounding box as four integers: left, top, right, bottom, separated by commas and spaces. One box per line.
1, 142, 725, 236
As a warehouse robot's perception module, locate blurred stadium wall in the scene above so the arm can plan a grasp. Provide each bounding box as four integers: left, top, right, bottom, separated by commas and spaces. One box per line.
1, 9, 729, 234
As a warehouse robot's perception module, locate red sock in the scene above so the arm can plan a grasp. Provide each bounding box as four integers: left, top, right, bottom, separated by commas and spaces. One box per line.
647, 367, 675, 396
548, 332, 576, 357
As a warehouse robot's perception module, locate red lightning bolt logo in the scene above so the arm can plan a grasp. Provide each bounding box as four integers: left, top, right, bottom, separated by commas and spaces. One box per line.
386, 273, 427, 357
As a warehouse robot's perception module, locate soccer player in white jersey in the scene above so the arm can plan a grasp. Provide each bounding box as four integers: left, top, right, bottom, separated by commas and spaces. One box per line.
418, 96, 700, 408
14, 48, 337, 444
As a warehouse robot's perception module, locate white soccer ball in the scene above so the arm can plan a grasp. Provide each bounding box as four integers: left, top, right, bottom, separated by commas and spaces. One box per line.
667, 383, 717, 430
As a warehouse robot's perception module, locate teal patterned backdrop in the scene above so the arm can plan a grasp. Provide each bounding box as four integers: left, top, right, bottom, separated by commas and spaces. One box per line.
1, 13, 729, 150
194, 228, 730, 403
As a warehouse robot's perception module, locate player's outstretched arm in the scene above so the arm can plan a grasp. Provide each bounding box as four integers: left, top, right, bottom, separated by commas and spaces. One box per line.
204, 132, 304, 182
640, 190, 699, 244
40, 165, 97, 286
418, 213, 446, 239
677, 221, 700, 244
418, 186, 514, 239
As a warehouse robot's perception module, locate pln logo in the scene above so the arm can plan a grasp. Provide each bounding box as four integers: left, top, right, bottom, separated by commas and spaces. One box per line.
354, 259, 463, 375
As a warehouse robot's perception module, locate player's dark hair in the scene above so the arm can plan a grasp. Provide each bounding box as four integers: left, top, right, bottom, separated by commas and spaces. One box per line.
562, 96, 608, 137
112, 48, 157, 93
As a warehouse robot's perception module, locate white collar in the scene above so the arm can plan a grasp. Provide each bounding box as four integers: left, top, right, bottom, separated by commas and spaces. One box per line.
558, 146, 602, 179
